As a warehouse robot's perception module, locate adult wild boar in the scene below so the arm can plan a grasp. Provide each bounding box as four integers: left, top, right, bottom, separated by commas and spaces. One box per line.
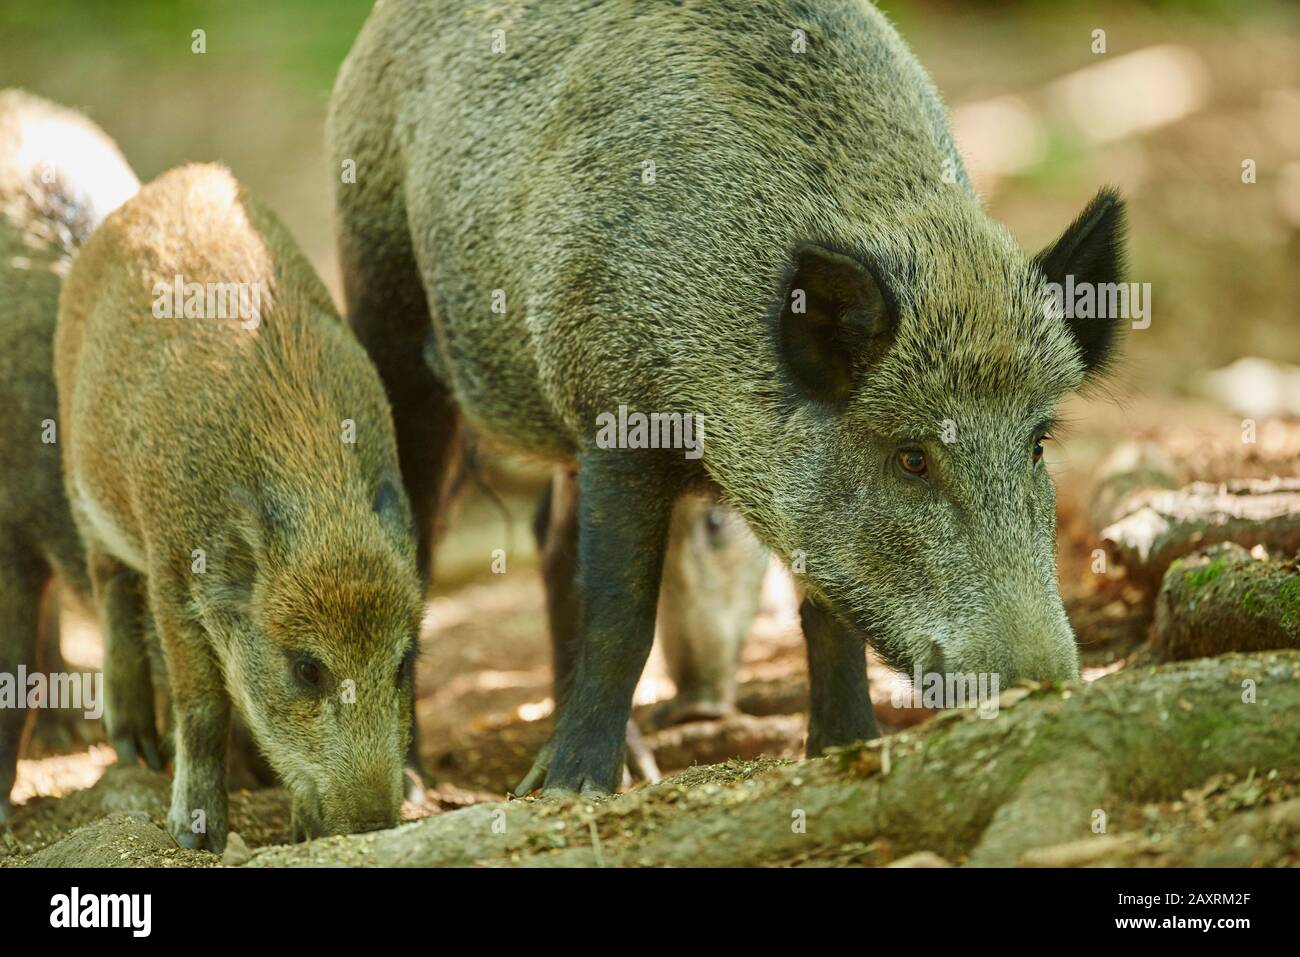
0, 90, 139, 822
329, 0, 1126, 795
56, 164, 424, 850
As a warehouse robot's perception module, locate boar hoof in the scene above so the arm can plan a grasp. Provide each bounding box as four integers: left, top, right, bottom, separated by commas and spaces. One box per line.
167, 794, 227, 854
168, 816, 227, 854
518, 746, 618, 800
111, 724, 164, 772
538, 776, 610, 801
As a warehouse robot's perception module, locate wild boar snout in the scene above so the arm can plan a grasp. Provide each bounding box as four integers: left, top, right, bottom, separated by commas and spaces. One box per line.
319, 757, 404, 836
958, 591, 1080, 686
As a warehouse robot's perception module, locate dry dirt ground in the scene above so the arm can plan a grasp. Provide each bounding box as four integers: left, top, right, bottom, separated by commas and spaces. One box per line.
3, 395, 1299, 867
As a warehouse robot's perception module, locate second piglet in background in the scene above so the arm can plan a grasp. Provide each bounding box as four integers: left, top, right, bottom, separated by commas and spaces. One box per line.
55, 164, 424, 852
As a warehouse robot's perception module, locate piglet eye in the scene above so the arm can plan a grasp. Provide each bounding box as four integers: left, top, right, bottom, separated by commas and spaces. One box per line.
898, 449, 927, 476
293, 656, 324, 691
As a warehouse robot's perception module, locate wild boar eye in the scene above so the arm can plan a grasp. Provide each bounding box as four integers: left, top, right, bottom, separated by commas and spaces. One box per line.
1033, 435, 1050, 464
292, 655, 324, 692
897, 449, 927, 477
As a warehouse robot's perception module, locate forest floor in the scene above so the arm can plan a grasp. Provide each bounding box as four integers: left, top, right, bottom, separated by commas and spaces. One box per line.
3, 394, 1299, 867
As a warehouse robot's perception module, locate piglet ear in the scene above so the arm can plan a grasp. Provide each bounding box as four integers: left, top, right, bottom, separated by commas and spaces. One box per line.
207, 486, 270, 613
1034, 187, 1128, 378
777, 243, 896, 404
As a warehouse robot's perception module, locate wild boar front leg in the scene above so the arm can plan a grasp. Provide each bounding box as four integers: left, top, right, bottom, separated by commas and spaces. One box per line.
532, 468, 660, 785
153, 600, 230, 852
87, 550, 162, 770
516, 451, 676, 796
800, 596, 879, 756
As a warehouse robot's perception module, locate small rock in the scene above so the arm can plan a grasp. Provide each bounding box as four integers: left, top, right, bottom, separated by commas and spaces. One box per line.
886, 850, 952, 868
222, 831, 252, 866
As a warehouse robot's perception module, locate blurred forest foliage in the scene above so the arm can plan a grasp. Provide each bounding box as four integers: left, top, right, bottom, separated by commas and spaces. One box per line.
2, 0, 1297, 397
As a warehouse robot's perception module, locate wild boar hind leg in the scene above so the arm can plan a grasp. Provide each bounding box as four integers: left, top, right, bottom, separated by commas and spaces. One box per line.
87, 549, 162, 770
515, 450, 678, 797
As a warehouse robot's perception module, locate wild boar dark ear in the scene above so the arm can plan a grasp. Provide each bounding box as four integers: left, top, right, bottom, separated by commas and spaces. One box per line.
777, 243, 895, 404
372, 478, 414, 544
1034, 187, 1128, 377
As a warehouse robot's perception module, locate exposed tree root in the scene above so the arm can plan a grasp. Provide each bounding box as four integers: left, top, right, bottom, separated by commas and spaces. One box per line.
233, 652, 1300, 868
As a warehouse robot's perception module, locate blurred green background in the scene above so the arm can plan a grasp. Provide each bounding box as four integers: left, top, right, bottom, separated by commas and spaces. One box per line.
2, 0, 1298, 398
